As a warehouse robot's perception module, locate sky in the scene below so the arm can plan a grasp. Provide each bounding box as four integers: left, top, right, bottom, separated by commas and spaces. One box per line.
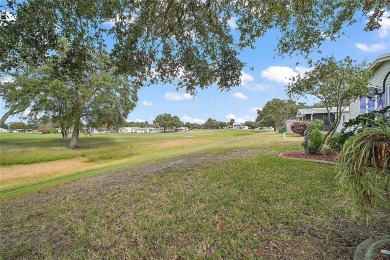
1, 10, 390, 125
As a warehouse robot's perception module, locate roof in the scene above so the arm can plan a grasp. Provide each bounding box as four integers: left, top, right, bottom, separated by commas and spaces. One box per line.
297, 107, 349, 118
368, 53, 390, 71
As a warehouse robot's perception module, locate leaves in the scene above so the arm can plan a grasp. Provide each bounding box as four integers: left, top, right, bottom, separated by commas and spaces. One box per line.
261, 99, 299, 130
153, 113, 183, 131
286, 56, 372, 143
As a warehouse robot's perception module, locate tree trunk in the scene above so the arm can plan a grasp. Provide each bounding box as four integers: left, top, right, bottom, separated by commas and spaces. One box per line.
70, 90, 82, 148
323, 113, 341, 144
69, 121, 79, 148
61, 128, 69, 140
0, 106, 23, 127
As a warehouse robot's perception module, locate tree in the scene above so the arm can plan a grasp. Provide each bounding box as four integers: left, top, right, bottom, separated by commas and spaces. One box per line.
2, 1, 388, 92
204, 118, 217, 129
229, 119, 235, 127
1, 0, 244, 94
9, 122, 26, 130
287, 56, 371, 144
230, 0, 389, 59
0, 67, 44, 126
37, 121, 54, 134
153, 113, 183, 132
26, 52, 138, 147
255, 109, 262, 123
261, 99, 298, 131
244, 121, 259, 129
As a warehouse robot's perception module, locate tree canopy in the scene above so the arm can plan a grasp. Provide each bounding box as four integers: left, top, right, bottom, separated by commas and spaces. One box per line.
1, 0, 388, 142
153, 113, 183, 131
261, 99, 299, 131
286, 56, 372, 143
1, 0, 389, 87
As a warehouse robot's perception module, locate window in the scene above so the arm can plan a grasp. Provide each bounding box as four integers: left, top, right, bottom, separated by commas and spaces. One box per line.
368, 97, 376, 111
378, 94, 385, 110
360, 96, 367, 113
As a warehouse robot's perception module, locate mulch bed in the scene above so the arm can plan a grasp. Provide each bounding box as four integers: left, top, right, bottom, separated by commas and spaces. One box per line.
279, 150, 339, 164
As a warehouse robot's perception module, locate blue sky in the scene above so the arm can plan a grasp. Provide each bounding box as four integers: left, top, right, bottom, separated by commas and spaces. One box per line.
1, 11, 390, 125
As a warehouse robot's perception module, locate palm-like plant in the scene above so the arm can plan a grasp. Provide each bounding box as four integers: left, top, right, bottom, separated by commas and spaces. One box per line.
336, 125, 390, 220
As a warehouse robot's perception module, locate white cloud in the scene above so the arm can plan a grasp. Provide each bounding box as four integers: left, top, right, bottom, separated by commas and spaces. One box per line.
142, 101, 154, 106
355, 43, 387, 52
135, 119, 147, 123
232, 92, 248, 100
227, 17, 238, 29
226, 114, 253, 124
164, 92, 193, 101
377, 11, 390, 39
355, 12, 390, 53
241, 71, 254, 84
240, 71, 270, 91
181, 115, 206, 124
226, 114, 236, 120
261, 66, 310, 84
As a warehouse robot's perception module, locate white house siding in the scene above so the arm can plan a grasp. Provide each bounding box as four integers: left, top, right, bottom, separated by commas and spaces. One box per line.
360, 55, 390, 114
349, 99, 360, 120
337, 111, 350, 132
350, 54, 389, 120
369, 59, 390, 95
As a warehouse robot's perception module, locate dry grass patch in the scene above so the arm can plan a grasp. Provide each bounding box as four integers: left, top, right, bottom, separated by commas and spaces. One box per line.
0, 158, 109, 191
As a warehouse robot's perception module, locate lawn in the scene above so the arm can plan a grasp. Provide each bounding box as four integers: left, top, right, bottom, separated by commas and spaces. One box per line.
1, 130, 389, 259
0, 130, 266, 196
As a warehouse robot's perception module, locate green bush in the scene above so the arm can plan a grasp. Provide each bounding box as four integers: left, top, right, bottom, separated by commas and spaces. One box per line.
329, 132, 354, 151
306, 120, 323, 154
336, 125, 390, 220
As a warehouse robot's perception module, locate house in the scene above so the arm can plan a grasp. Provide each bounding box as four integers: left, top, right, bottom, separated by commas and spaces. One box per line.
295, 53, 390, 133
296, 107, 350, 132
349, 53, 390, 119
118, 127, 163, 133
232, 125, 249, 130
176, 127, 189, 132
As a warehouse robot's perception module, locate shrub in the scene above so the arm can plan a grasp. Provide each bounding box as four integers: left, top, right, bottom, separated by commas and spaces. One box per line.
336, 125, 390, 220
306, 120, 323, 154
328, 132, 354, 151
291, 121, 308, 136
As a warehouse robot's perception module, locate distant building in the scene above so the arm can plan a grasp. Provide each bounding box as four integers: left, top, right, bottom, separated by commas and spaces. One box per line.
118, 127, 163, 133
176, 127, 189, 132
285, 119, 298, 132
296, 107, 350, 132
232, 125, 249, 130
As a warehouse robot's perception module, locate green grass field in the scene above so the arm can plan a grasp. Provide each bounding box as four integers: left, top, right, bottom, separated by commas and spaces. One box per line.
0, 130, 274, 198
1, 130, 389, 259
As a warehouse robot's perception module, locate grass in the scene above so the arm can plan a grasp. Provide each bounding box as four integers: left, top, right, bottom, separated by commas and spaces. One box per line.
0, 130, 286, 198
0, 130, 256, 166
1, 130, 389, 259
